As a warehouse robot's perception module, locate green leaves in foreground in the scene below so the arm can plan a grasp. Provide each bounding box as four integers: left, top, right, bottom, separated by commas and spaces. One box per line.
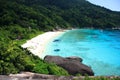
47, 64, 69, 76
32, 56, 69, 76
0, 45, 69, 75
0, 25, 69, 75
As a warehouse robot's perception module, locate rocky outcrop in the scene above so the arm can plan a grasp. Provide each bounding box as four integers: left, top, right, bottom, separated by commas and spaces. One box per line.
9, 72, 60, 80
66, 56, 83, 62
44, 55, 94, 76
0, 72, 119, 80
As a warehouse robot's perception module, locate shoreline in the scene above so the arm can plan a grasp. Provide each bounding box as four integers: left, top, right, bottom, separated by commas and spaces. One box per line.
21, 31, 65, 58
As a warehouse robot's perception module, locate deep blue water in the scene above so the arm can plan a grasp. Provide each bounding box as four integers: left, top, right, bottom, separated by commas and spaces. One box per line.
42, 29, 120, 76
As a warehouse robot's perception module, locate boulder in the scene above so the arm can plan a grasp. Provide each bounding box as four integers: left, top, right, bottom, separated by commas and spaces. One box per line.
44, 55, 94, 76
66, 56, 83, 62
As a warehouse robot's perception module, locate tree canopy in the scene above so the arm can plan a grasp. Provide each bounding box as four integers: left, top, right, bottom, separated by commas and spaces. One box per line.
0, 0, 120, 30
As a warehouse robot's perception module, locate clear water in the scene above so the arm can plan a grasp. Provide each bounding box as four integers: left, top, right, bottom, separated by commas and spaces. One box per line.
42, 29, 120, 76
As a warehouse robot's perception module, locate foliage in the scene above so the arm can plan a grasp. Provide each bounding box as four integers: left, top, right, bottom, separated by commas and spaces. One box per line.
47, 63, 69, 76
0, 25, 68, 75
0, 0, 120, 30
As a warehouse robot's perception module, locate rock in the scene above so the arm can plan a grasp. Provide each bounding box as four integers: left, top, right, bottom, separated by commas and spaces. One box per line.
9, 72, 59, 80
66, 56, 83, 62
44, 55, 94, 76
44, 55, 65, 64
0, 72, 119, 80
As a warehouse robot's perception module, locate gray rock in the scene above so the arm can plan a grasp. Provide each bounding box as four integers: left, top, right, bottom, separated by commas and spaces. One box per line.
0, 72, 119, 80
66, 56, 83, 62
44, 55, 94, 76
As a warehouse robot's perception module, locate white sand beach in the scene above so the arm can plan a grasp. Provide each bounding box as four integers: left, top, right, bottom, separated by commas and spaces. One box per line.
21, 31, 64, 58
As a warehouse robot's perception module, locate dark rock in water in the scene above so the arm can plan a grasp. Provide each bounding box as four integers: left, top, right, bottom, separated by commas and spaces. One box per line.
44, 55, 94, 76
54, 49, 60, 52
53, 39, 60, 42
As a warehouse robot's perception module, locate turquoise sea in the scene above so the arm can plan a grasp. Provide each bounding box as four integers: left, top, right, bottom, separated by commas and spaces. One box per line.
42, 29, 120, 76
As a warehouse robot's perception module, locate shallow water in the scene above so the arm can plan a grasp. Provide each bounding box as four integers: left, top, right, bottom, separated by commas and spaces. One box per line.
42, 29, 120, 76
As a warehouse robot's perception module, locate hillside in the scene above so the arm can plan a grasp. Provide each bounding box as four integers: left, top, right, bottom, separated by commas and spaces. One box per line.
0, 0, 120, 30
0, 0, 120, 75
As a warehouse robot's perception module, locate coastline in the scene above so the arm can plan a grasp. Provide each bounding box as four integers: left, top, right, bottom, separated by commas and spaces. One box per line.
21, 31, 65, 58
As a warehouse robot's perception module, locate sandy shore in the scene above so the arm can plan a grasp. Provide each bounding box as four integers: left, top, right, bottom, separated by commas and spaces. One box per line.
21, 31, 65, 58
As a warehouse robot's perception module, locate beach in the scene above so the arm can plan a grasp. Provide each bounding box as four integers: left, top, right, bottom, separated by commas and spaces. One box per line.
21, 31, 64, 58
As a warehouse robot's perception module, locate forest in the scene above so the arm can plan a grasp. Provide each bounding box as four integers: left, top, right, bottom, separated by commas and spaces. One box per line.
0, 0, 120, 75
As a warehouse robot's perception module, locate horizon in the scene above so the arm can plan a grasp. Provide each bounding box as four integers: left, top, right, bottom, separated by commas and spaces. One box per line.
87, 0, 120, 12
